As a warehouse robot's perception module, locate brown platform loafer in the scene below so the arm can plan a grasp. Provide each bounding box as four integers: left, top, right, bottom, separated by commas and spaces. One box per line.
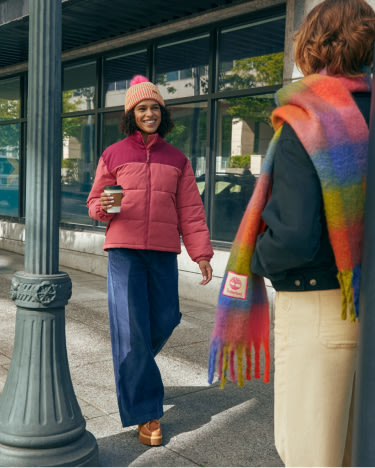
138, 419, 162, 446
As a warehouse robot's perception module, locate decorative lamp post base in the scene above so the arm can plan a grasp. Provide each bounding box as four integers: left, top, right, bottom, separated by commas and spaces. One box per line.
0, 431, 98, 467
0, 272, 99, 467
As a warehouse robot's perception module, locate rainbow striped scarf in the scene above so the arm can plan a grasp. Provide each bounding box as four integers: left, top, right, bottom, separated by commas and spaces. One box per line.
208, 73, 370, 388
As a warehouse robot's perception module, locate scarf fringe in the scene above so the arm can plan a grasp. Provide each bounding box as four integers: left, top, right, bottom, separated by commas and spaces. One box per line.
337, 270, 356, 322
208, 341, 270, 388
208, 274, 270, 388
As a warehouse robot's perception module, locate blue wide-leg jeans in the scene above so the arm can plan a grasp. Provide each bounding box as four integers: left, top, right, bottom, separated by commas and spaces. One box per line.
107, 248, 181, 427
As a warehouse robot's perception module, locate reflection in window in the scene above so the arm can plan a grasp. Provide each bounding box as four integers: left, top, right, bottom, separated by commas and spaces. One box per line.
63, 61, 96, 113
61, 115, 95, 225
218, 16, 285, 91
104, 50, 147, 108
156, 35, 209, 99
212, 95, 276, 242
0, 123, 20, 216
165, 102, 207, 178
0, 77, 21, 121
102, 111, 124, 151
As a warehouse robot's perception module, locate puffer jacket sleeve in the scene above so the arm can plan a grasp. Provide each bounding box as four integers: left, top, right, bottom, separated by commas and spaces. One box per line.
176, 159, 213, 263
87, 157, 117, 222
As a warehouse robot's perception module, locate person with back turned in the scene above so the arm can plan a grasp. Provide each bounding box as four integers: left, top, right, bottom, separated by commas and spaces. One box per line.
209, 1, 375, 465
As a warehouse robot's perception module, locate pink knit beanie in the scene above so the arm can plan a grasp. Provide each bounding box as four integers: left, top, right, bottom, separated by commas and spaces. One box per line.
124, 75, 165, 113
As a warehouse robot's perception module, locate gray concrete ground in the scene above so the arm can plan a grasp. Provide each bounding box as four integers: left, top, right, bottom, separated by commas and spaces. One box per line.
0, 248, 283, 467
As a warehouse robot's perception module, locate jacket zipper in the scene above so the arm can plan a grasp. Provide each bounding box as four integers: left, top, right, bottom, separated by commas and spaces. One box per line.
144, 149, 151, 249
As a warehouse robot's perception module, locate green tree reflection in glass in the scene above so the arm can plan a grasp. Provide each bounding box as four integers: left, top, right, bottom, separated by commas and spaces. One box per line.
224, 52, 284, 126
223, 51, 284, 90
0, 95, 20, 148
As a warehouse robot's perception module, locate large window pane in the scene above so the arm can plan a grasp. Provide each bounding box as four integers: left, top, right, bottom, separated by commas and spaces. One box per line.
102, 111, 123, 152
165, 102, 207, 206
0, 77, 21, 121
63, 61, 96, 113
218, 16, 285, 91
212, 95, 276, 242
61, 115, 95, 225
0, 123, 20, 216
104, 50, 147, 108
165, 101, 207, 173
156, 35, 209, 99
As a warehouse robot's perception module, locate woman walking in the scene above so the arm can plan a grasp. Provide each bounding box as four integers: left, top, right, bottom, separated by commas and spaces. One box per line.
88, 75, 213, 446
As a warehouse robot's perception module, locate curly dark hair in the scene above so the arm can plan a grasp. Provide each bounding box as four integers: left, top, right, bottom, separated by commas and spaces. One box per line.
119, 105, 174, 138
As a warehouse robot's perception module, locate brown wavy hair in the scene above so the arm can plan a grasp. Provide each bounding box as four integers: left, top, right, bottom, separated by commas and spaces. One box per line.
294, 0, 375, 76
119, 105, 174, 138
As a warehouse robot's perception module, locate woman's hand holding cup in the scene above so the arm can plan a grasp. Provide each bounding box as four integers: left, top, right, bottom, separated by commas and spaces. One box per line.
101, 185, 124, 212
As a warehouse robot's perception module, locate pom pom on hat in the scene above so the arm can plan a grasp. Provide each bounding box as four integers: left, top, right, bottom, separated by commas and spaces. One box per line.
130, 75, 149, 86
125, 75, 164, 113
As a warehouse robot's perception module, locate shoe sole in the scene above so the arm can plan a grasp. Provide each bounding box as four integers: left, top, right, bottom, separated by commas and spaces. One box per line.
139, 431, 162, 446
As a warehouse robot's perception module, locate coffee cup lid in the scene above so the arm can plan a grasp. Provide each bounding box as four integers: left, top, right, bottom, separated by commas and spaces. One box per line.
104, 185, 122, 190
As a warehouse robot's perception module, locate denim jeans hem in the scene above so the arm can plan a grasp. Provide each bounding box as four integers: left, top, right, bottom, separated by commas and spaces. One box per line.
120, 407, 164, 427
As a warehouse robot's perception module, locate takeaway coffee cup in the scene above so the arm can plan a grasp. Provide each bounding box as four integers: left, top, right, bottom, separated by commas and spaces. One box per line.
104, 185, 123, 213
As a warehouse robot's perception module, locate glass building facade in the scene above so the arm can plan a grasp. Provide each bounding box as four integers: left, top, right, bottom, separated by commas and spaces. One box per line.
0, 7, 285, 245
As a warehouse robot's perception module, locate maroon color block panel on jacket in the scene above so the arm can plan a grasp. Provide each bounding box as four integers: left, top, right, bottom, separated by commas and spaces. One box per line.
87, 131, 213, 263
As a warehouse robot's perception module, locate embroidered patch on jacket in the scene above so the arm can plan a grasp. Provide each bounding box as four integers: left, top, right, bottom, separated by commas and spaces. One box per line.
222, 271, 248, 300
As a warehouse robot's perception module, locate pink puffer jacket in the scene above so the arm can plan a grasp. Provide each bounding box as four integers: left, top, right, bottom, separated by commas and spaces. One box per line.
87, 131, 213, 263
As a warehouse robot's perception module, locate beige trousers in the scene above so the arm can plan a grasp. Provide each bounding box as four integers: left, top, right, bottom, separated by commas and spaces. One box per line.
274, 290, 358, 467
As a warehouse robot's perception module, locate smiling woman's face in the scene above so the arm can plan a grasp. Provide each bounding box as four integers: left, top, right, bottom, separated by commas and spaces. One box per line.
134, 100, 162, 141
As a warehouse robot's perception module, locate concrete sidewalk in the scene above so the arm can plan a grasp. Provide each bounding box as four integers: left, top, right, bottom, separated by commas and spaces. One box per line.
0, 249, 283, 467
